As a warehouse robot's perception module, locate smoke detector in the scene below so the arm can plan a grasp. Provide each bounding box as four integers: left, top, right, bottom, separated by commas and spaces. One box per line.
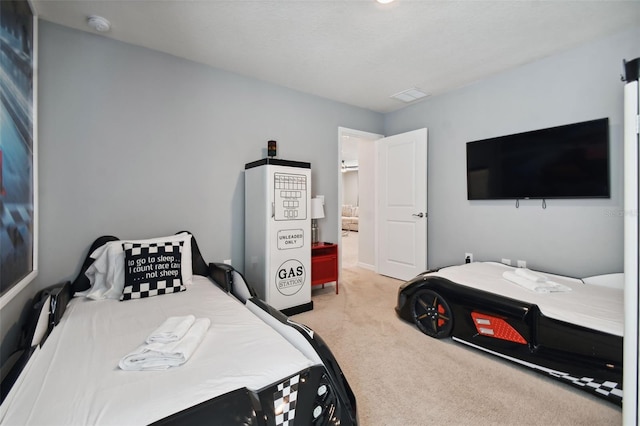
87, 15, 111, 32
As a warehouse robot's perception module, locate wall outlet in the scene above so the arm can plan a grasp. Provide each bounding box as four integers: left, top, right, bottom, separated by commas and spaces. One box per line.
501, 258, 512, 266
223, 259, 232, 265
517, 260, 527, 268
465, 253, 473, 263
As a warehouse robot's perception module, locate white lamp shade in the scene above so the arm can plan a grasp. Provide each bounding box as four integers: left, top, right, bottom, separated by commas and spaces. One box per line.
311, 198, 325, 219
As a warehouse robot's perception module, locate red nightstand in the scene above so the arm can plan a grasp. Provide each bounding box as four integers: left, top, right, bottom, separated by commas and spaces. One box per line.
311, 243, 339, 294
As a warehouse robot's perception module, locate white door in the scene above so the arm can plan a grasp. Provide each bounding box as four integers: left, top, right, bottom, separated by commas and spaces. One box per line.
376, 128, 427, 281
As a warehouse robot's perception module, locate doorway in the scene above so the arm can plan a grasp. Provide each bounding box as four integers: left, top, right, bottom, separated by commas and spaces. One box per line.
338, 127, 428, 281
338, 128, 382, 275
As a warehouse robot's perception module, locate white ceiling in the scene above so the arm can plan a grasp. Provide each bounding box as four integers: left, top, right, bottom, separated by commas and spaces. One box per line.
33, 1, 640, 113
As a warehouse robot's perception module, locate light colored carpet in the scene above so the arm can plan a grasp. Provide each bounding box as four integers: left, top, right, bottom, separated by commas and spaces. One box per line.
293, 232, 621, 425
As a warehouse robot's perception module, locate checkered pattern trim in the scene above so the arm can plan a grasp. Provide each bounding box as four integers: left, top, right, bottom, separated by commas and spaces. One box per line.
273, 374, 300, 426
452, 337, 623, 404
121, 241, 185, 301
551, 371, 623, 400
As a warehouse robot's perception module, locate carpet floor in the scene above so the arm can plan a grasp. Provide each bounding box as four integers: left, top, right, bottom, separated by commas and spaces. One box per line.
293, 232, 621, 426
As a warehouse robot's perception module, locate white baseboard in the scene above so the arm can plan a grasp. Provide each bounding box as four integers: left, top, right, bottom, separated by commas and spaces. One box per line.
357, 262, 375, 271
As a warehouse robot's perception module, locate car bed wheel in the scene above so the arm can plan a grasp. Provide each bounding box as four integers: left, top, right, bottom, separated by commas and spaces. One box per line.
410, 289, 453, 338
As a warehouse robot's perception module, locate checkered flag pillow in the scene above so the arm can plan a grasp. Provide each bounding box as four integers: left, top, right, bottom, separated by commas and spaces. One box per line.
121, 241, 185, 301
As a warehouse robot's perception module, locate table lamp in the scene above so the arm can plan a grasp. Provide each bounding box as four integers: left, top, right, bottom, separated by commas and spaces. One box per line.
311, 197, 325, 245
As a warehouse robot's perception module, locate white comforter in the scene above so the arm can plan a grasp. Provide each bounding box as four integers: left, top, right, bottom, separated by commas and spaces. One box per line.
425, 262, 623, 337
0, 276, 316, 425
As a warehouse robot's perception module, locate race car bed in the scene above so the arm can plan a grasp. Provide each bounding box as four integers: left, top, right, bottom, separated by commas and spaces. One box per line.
0, 232, 357, 425
395, 261, 623, 405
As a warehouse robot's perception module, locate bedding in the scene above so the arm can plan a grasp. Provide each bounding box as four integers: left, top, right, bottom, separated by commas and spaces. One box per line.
396, 261, 624, 405
1, 277, 315, 424
431, 262, 623, 336
583, 272, 624, 289
1, 233, 358, 425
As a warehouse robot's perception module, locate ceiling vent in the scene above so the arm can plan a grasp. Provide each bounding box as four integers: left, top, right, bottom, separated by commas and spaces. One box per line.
390, 87, 429, 103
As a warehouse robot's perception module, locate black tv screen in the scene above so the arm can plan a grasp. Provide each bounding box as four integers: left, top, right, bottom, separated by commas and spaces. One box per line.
466, 118, 610, 200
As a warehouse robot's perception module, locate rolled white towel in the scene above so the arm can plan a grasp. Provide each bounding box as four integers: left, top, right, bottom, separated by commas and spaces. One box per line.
146, 315, 196, 344
514, 268, 548, 283
543, 281, 573, 293
502, 271, 572, 293
503, 271, 541, 292
119, 318, 211, 371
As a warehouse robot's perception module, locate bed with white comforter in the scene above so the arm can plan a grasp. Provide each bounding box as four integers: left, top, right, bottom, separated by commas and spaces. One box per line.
395, 261, 624, 405
1, 276, 316, 425
431, 261, 623, 336
0, 232, 358, 425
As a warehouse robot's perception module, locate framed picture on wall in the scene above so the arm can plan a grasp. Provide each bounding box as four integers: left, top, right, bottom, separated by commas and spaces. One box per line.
0, 0, 38, 308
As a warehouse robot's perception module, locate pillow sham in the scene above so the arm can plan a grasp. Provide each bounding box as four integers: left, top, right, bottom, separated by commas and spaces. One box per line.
81, 233, 193, 300
121, 241, 185, 301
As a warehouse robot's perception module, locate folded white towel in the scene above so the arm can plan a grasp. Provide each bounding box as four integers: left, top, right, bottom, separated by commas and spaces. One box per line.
146, 315, 196, 344
502, 271, 572, 293
119, 318, 211, 371
514, 268, 548, 283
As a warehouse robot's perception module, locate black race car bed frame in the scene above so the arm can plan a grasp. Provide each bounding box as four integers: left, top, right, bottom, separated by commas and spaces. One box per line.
1, 232, 357, 426
395, 264, 623, 406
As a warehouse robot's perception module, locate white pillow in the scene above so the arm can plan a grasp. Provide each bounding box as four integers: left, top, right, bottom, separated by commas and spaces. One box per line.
81, 233, 193, 300
582, 273, 624, 289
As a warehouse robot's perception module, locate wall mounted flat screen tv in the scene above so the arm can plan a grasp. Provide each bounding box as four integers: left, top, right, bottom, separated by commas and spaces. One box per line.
466, 118, 610, 200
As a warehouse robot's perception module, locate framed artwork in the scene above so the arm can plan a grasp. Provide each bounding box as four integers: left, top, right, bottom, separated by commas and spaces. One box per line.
0, 0, 38, 308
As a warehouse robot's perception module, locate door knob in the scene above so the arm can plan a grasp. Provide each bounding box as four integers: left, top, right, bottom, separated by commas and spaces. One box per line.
412, 212, 424, 218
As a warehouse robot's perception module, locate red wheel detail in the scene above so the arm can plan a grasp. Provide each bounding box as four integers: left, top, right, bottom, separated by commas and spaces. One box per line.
410, 289, 453, 339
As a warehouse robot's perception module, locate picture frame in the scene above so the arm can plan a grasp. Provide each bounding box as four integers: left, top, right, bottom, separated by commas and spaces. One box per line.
0, 0, 38, 309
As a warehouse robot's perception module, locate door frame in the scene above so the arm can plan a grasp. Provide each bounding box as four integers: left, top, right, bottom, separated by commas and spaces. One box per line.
623, 78, 639, 426
337, 127, 383, 275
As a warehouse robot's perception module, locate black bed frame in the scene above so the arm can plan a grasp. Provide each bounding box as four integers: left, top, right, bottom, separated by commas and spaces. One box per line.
1, 232, 358, 426
396, 269, 623, 406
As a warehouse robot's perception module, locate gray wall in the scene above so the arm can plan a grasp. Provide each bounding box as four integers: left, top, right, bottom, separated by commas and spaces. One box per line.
384, 26, 640, 277
0, 21, 383, 362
